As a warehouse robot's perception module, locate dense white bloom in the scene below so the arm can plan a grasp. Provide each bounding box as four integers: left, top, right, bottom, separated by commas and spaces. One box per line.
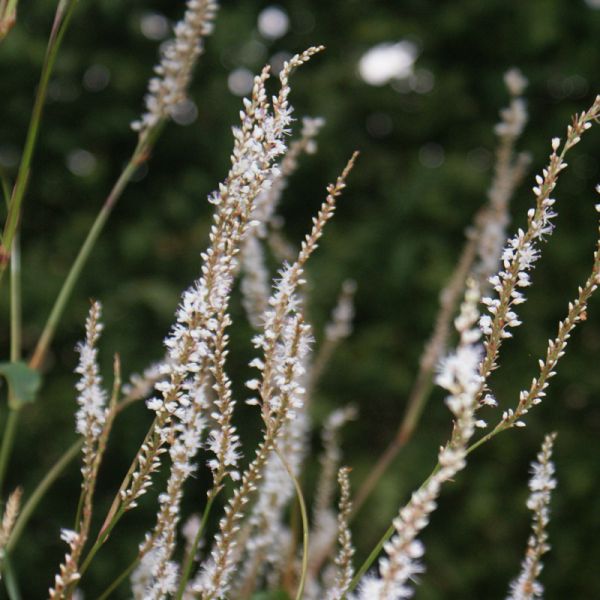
132, 0, 219, 134
507, 433, 557, 600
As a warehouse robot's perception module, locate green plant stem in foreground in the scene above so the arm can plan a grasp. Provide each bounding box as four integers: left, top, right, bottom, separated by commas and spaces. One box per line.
95, 554, 138, 600
7, 438, 82, 554
276, 449, 309, 600
0, 0, 78, 285
346, 423, 510, 595
0, 233, 22, 494
0, 410, 20, 495
29, 160, 138, 370
29, 122, 165, 371
175, 493, 218, 600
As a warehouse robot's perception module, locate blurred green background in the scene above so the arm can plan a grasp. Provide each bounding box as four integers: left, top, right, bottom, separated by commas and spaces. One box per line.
1, 0, 600, 597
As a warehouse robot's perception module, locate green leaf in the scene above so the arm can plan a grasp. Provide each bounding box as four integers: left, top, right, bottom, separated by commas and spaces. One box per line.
0, 362, 42, 409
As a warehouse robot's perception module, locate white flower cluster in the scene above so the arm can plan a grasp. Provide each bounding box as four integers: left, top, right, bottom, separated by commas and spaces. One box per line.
48, 529, 82, 598
507, 433, 557, 600
479, 145, 562, 342
132, 0, 218, 135
131, 50, 323, 599
74, 301, 108, 476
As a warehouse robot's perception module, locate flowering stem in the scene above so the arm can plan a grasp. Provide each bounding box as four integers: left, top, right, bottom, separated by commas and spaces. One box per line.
353, 236, 479, 515
175, 492, 218, 599
0, 0, 79, 285
348, 426, 509, 595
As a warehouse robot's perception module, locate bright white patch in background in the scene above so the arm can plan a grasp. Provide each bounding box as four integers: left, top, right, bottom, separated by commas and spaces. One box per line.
67, 149, 96, 177
140, 12, 169, 40
409, 68, 435, 94
359, 41, 418, 86
171, 99, 198, 126
585, 0, 600, 8
419, 143, 445, 169
228, 68, 254, 96
83, 64, 110, 92
258, 6, 289, 40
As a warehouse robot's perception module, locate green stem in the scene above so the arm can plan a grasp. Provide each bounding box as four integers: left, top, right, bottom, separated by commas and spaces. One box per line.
94, 554, 139, 600
7, 439, 82, 553
78, 505, 126, 578
10, 233, 21, 363
0, 0, 79, 285
0, 410, 20, 494
347, 424, 509, 594
284, 455, 309, 600
29, 159, 138, 370
175, 492, 218, 599
3, 554, 21, 600
29, 121, 166, 371
0, 230, 22, 495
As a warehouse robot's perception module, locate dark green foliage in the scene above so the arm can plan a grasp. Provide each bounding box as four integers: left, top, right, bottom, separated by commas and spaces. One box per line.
1, 0, 600, 597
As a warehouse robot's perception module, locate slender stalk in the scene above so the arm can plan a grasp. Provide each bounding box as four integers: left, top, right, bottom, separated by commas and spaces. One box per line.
3, 555, 21, 600
0, 232, 22, 494
0, 411, 19, 495
29, 160, 136, 370
7, 439, 83, 553
347, 418, 533, 594
28, 123, 165, 371
175, 492, 218, 600
274, 447, 309, 600
94, 554, 138, 600
78, 505, 126, 578
5, 382, 144, 560
352, 237, 477, 515
0, 0, 79, 284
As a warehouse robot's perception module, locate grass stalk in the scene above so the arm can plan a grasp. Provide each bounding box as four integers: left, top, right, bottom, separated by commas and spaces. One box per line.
0, 0, 79, 284
175, 492, 218, 600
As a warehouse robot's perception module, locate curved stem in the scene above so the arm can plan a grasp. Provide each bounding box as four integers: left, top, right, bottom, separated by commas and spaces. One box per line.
175, 492, 218, 600
0, 0, 79, 285
275, 448, 309, 600
0, 411, 20, 495
29, 159, 138, 370
28, 121, 166, 371
94, 553, 138, 600
78, 505, 126, 578
7, 438, 82, 553
347, 424, 509, 594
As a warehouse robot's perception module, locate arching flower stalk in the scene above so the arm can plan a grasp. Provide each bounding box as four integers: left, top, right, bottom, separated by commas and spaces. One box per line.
355, 281, 482, 599
507, 432, 557, 600
131, 0, 219, 138
191, 152, 357, 599
478, 95, 600, 405
128, 47, 325, 598
326, 466, 355, 600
